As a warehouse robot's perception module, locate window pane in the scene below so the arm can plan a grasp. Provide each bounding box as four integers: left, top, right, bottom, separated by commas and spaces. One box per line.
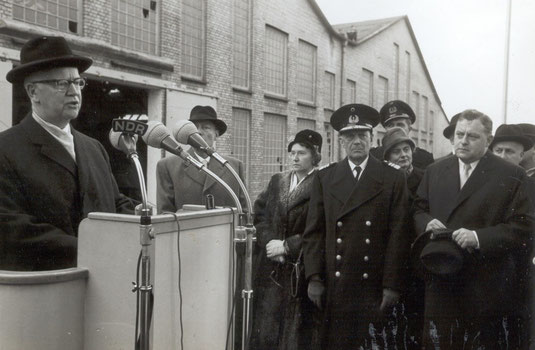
182, 0, 204, 77
111, 0, 159, 55
346, 79, 356, 104
324, 71, 335, 110
264, 26, 288, 96
13, 0, 79, 34
360, 69, 374, 106
231, 108, 251, 184
297, 117, 315, 131
233, 0, 250, 88
297, 40, 317, 102
376, 76, 388, 110
263, 113, 287, 185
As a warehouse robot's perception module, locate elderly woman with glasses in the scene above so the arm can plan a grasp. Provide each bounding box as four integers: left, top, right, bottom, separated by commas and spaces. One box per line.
251, 129, 323, 350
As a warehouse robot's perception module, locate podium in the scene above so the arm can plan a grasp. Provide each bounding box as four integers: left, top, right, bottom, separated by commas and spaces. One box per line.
0, 206, 236, 350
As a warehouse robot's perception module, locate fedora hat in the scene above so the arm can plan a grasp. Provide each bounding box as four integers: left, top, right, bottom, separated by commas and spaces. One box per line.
287, 129, 322, 153
411, 228, 465, 276
489, 124, 533, 151
381, 127, 415, 160
6, 36, 93, 83
443, 112, 461, 139
189, 105, 227, 136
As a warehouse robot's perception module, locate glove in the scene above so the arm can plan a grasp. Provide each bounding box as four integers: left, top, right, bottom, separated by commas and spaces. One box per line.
266, 239, 287, 258
379, 288, 400, 312
307, 277, 325, 310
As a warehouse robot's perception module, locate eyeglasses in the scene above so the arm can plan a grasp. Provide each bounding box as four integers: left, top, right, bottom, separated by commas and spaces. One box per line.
30, 78, 86, 92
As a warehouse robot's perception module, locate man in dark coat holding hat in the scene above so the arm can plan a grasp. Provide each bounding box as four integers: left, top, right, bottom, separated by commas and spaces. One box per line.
413, 109, 534, 349
156, 105, 246, 213
0, 36, 135, 271
303, 103, 411, 349
371, 100, 434, 169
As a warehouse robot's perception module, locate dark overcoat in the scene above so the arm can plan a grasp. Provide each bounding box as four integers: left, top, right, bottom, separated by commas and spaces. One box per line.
156, 148, 246, 213
251, 171, 318, 350
413, 151, 534, 347
0, 116, 134, 271
303, 156, 411, 349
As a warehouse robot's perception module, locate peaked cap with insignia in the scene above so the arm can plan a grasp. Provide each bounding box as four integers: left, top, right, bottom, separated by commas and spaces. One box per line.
330, 104, 380, 133
379, 100, 416, 127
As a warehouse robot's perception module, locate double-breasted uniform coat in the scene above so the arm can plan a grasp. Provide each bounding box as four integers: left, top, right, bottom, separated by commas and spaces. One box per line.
0, 115, 135, 271
413, 151, 534, 348
156, 147, 246, 213
303, 155, 411, 349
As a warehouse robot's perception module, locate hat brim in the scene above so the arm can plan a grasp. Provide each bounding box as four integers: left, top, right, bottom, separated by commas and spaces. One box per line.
287, 140, 318, 153
339, 125, 373, 133
411, 229, 464, 276
6, 55, 93, 83
382, 114, 415, 127
443, 124, 456, 139
489, 135, 533, 151
189, 118, 227, 136
383, 137, 415, 159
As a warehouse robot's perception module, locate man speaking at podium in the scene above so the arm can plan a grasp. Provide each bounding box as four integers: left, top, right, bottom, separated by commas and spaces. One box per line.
0, 36, 135, 271
156, 105, 246, 213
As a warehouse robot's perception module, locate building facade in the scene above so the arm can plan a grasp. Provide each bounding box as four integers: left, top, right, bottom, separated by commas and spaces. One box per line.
0, 0, 449, 201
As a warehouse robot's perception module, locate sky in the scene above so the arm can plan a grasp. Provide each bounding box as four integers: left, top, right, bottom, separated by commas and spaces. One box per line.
315, 0, 535, 128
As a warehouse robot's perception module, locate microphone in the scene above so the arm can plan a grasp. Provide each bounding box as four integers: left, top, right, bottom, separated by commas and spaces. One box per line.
172, 120, 213, 154
109, 129, 138, 157
142, 121, 203, 169
109, 114, 149, 158
172, 120, 227, 165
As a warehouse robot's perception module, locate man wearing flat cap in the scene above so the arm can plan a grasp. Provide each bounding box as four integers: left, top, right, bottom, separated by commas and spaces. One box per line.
371, 100, 434, 168
490, 124, 533, 166
302, 103, 411, 349
413, 109, 534, 348
156, 105, 246, 213
0, 36, 135, 271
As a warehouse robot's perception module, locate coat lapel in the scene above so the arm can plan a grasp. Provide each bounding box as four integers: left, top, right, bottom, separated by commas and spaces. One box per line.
338, 156, 383, 219
184, 147, 206, 186
203, 156, 225, 193
21, 115, 76, 176
434, 156, 461, 221
328, 158, 357, 205
286, 171, 314, 211
449, 152, 494, 219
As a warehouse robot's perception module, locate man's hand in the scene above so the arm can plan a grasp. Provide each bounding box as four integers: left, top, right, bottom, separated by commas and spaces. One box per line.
266, 239, 286, 258
307, 277, 325, 310
452, 228, 478, 251
425, 218, 446, 231
379, 288, 400, 312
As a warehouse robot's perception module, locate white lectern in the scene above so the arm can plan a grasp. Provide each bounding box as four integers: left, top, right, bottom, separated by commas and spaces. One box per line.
78, 206, 236, 350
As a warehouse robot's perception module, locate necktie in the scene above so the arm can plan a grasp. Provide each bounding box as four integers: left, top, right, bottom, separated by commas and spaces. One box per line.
353, 166, 362, 181
460, 163, 471, 189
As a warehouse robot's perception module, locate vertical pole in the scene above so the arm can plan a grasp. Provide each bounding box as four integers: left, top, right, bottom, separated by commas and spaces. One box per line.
503, 0, 513, 123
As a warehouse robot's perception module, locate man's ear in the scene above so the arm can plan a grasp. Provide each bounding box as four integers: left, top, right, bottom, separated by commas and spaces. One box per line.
25, 83, 39, 103
486, 135, 494, 148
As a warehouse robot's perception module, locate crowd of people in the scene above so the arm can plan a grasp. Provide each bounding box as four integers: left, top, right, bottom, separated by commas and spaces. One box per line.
1, 36, 534, 350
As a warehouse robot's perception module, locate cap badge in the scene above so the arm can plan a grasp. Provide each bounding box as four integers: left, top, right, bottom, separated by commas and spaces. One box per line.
348, 114, 359, 125
389, 106, 397, 115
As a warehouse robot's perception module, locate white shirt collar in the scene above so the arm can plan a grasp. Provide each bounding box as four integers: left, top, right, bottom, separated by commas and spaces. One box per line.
194, 151, 210, 164
458, 158, 480, 172
348, 156, 369, 174
32, 111, 76, 161
289, 168, 316, 193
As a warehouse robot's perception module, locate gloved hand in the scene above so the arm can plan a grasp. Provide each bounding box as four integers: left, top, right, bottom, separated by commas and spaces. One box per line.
266, 239, 287, 258
379, 288, 400, 312
307, 277, 325, 310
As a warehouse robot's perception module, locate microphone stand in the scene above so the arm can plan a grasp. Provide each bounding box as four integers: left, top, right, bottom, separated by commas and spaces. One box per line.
130, 152, 153, 350
207, 151, 255, 350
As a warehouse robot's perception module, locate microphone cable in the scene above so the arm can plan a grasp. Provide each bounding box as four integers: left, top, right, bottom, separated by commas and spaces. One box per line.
168, 211, 185, 350
134, 249, 142, 349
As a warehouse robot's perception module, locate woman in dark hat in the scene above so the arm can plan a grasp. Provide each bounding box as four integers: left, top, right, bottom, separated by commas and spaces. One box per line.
251, 129, 322, 350
382, 127, 424, 199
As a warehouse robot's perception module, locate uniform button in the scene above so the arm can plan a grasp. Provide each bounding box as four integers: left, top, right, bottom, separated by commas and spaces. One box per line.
364, 256, 369, 262
337, 238, 342, 244
365, 221, 371, 226
365, 238, 371, 244
337, 221, 343, 228
362, 273, 369, 279
335, 271, 341, 277
336, 255, 342, 261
